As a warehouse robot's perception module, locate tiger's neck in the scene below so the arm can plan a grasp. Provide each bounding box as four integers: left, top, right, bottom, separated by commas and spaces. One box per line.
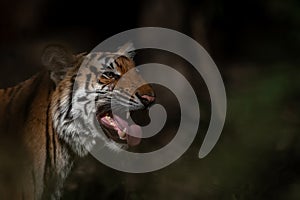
50, 66, 101, 157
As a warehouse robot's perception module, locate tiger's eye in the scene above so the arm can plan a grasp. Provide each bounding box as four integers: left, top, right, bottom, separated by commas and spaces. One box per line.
102, 71, 114, 78
107, 72, 115, 77
101, 71, 120, 80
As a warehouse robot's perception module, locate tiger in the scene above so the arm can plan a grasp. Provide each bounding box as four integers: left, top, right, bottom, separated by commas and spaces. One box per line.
0, 43, 155, 199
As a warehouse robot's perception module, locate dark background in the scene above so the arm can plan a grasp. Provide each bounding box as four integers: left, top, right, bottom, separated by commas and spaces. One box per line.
1, 0, 300, 199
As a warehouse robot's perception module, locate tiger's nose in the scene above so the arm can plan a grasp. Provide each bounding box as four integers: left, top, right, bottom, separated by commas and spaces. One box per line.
136, 93, 156, 108
141, 95, 155, 105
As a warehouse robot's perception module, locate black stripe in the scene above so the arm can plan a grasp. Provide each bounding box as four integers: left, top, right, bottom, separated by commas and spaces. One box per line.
52, 124, 57, 166
84, 102, 88, 115
89, 65, 98, 74
109, 62, 114, 69
47, 80, 57, 167
95, 89, 106, 94
56, 86, 63, 127
77, 96, 88, 102
65, 75, 76, 119
95, 95, 99, 102
43, 104, 51, 187
114, 60, 121, 68
31, 169, 36, 199
85, 74, 91, 90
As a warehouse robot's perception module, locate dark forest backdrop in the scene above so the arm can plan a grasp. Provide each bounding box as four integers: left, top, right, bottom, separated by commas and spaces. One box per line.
1, 0, 300, 199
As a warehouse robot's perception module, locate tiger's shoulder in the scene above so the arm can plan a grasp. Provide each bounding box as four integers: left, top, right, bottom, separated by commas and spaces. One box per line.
0, 45, 84, 200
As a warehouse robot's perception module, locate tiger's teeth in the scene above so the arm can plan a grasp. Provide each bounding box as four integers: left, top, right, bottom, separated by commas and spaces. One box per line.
119, 128, 127, 140
126, 111, 130, 119
119, 131, 126, 139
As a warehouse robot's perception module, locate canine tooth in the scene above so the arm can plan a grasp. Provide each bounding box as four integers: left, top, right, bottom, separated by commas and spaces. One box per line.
126, 111, 130, 119
119, 131, 126, 139
123, 128, 127, 133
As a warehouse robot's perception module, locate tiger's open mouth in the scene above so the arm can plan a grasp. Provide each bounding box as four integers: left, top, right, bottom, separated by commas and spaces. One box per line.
96, 111, 142, 146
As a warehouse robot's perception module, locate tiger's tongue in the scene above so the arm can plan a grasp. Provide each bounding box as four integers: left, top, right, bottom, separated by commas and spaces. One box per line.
113, 115, 142, 146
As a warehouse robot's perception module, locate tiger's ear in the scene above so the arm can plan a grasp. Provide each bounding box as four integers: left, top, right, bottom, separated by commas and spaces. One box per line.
117, 42, 135, 59
41, 45, 76, 85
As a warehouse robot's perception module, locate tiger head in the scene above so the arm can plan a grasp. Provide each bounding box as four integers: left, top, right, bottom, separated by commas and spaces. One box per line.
46, 43, 155, 156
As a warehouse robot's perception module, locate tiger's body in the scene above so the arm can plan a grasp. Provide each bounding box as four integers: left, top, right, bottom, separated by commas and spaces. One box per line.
0, 44, 155, 199
0, 71, 73, 199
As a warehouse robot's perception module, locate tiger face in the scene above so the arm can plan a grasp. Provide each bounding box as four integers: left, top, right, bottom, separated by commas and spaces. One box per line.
95, 55, 155, 147
52, 43, 155, 156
